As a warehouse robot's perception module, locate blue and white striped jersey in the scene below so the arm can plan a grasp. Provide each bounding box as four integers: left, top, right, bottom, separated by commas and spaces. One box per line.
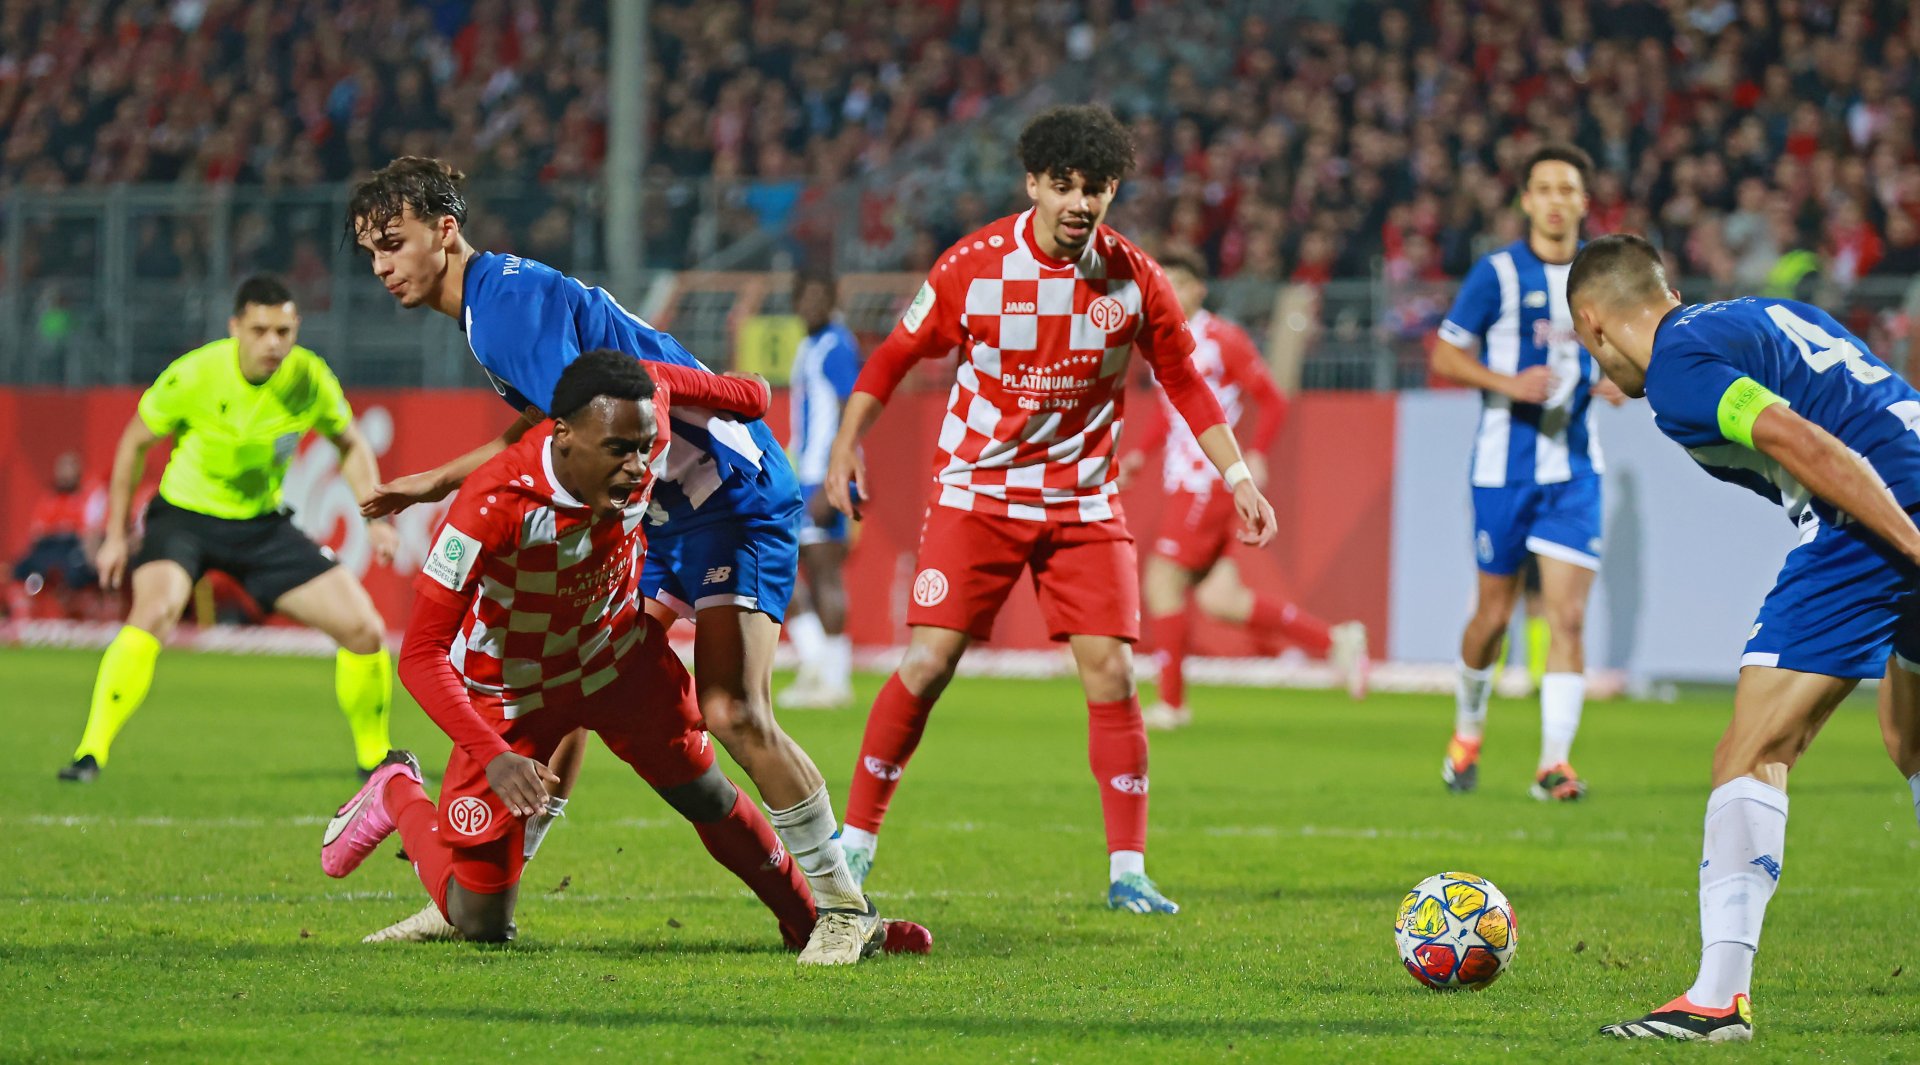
1438, 240, 1604, 487
461, 251, 796, 531
787, 320, 861, 486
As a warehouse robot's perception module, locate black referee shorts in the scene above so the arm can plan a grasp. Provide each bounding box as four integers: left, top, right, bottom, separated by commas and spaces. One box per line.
133, 496, 337, 610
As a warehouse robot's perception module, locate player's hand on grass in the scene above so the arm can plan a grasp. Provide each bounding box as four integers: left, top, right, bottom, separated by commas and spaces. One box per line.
1233, 482, 1277, 547
1504, 365, 1554, 405
366, 519, 399, 566
485, 752, 561, 819
1592, 375, 1629, 407
825, 442, 867, 521
95, 534, 130, 591
361, 470, 451, 518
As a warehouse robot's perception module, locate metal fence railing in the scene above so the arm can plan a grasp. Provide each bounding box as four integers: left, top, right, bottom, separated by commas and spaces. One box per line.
5, 181, 1918, 394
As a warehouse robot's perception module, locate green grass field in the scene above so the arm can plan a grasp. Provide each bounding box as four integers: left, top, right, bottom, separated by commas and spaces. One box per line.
4, 647, 1916, 1063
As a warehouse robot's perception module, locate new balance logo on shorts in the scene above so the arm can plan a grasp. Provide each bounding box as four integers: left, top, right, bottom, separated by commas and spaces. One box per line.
447, 795, 492, 836
863, 756, 902, 781
702, 566, 733, 586
1750, 854, 1782, 881
1109, 773, 1149, 795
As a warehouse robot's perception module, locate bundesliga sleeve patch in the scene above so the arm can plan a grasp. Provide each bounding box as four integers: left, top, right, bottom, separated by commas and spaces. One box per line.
901, 281, 935, 334
422, 525, 483, 591
1716, 376, 1789, 449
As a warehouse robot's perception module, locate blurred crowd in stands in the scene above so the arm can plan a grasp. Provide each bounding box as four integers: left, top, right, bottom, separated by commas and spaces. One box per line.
2, 0, 1919, 292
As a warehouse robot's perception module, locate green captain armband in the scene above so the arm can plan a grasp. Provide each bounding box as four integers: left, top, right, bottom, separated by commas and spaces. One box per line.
1716, 376, 1789, 449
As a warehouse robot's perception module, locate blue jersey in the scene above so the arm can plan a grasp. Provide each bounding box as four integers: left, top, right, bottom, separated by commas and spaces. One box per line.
461, 251, 796, 530
787, 320, 860, 486
1439, 240, 1603, 487
1645, 297, 1920, 527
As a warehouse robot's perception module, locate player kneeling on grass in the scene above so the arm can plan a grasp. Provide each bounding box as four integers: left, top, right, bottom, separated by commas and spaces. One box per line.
1568, 235, 1920, 1042
321, 351, 928, 962
61, 276, 397, 783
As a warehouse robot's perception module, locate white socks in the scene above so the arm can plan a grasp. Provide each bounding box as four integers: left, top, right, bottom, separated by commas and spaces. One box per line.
820, 634, 853, 690
787, 612, 827, 670
1109, 849, 1145, 881
1455, 661, 1493, 740
1538, 672, 1585, 769
1686, 777, 1788, 1009
839, 824, 877, 855
767, 786, 866, 909
1909, 772, 1920, 829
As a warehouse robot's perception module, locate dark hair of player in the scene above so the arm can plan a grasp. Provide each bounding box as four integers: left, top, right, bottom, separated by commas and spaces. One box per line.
1158, 247, 1208, 281
345, 156, 469, 242
793, 269, 837, 302
233, 275, 295, 315
1521, 143, 1594, 191
1017, 105, 1135, 185
1566, 233, 1669, 309
550, 349, 657, 421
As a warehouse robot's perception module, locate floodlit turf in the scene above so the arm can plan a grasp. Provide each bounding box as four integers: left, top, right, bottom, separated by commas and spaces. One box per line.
4, 647, 1916, 1062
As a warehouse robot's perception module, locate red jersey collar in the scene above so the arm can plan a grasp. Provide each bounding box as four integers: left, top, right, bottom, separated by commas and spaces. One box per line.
1019, 209, 1083, 271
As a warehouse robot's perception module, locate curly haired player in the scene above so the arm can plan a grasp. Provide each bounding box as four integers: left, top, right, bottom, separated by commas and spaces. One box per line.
824, 105, 1277, 914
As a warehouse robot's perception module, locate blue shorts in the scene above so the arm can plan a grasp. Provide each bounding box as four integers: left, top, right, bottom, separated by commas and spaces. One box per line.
642, 511, 800, 623
1743, 514, 1920, 679
1471, 475, 1603, 576
795, 483, 847, 547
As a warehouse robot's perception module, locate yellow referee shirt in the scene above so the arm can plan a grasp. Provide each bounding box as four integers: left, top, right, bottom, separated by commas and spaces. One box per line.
136, 338, 354, 520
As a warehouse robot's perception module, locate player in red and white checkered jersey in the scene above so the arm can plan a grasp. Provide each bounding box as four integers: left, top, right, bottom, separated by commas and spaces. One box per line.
319, 351, 908, 959
823, 106, 1278, 915
1120, 251, 1369, 731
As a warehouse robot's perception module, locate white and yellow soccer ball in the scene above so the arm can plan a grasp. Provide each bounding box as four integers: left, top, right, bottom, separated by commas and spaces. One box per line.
1393, 871, 1517, 990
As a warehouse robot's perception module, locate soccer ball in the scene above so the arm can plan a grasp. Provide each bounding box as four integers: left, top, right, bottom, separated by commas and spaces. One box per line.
1393, 870, 1517, 990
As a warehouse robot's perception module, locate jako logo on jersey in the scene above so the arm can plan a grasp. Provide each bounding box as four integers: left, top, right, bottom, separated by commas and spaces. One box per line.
702, 566, 734, 586
863, 756, 902, 781
913, 568, 949, 607
1003, 300, 1037, 313
1750, 854, 1782, 881
448, 796, 492, 836
1109, 773, 1149, 795
1087, 295, 1126, 332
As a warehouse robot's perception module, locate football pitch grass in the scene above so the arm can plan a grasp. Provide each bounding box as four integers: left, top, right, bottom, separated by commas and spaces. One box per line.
5, 647, 1916, 1063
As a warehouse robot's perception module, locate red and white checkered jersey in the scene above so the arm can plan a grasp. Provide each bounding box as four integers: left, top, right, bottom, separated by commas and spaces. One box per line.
1159, 311, 1283, 494
857, 209, 1226, 522
412, 399, 670, 719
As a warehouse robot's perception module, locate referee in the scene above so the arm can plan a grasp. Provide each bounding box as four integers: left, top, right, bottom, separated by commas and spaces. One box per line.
59, 276, 399, 782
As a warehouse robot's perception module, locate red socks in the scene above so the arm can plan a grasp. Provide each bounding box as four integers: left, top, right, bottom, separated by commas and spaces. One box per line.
845, 673, 934, 834
1148, 610, 1190, 709
1251, 596, 1332, 657
693, 786, 817, 950
384, 774, 457, 919
1087, 696, 1149, 853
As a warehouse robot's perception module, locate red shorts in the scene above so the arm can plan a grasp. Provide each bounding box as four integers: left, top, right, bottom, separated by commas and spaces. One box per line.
1151, 486, 1238, 572
907, 503, 1140, 642
437, 618, 714, 893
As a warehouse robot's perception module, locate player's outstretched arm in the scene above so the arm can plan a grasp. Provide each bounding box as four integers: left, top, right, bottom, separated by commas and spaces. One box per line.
329, 423, 398, 565
825, 391, 884, 520
1751, 403, 1920, 567
640, 361, 772, 418
1195, 422, 1278, 547
96, 415, 165, 590
1431, 339, 1554, 404
361, 409, 543, 518
397, 591, 556, 818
